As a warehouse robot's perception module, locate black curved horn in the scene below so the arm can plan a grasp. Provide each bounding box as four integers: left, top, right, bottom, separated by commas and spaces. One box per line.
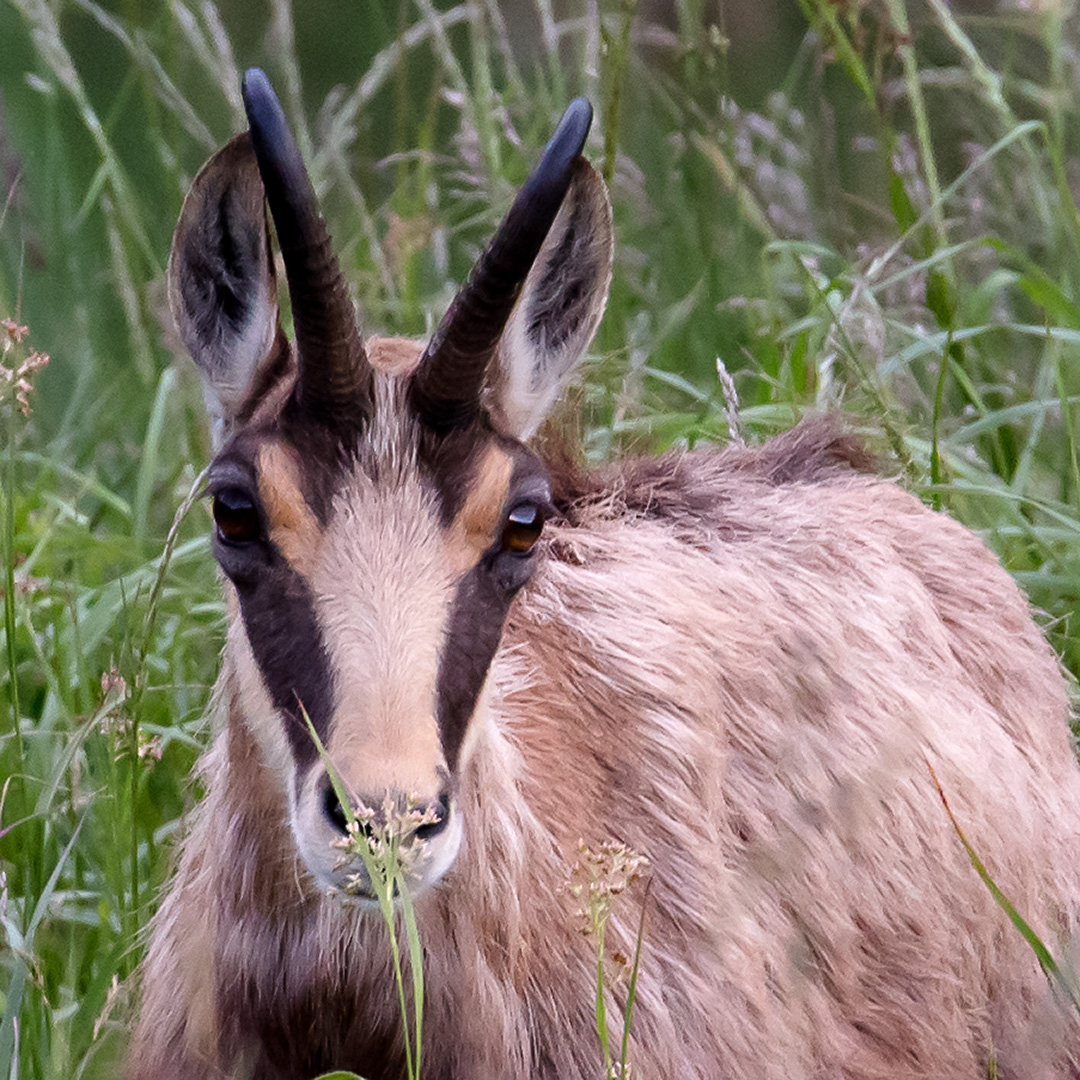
411, 98, 593, 433
241, 67, 370, 428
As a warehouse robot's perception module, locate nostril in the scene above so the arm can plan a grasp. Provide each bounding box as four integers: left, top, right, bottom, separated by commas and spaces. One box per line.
413, 817, 445, 841
321, 780, 350, 835
414, 794, 450, 841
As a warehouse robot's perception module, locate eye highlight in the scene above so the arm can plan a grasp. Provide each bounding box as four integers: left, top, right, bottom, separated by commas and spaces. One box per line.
501, 502, 545, 554
212, 487, 262, 545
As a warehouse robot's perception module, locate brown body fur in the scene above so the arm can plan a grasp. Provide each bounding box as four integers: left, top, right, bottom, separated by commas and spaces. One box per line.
130, 420, 1080, 1080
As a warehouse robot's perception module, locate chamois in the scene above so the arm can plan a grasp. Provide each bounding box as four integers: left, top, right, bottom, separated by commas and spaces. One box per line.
128, 68, 1080, 1079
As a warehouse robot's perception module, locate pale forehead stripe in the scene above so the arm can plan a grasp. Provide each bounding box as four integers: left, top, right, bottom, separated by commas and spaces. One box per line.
312, 471, 451, 795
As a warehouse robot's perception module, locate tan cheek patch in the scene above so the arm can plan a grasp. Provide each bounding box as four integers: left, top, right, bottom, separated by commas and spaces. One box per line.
447, 445, 515, 576
256, 441, 324, 576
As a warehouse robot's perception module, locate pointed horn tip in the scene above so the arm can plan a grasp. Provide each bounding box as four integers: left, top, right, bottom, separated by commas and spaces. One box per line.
241, 66, 269, 95
241, 68, 302, 184
521, 97, 593, 203
551, 97, 593, 158
241, 67, 279, 132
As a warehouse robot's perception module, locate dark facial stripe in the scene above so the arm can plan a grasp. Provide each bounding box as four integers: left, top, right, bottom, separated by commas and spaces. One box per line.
426, 433, 550, 770
418, 423, 486, 527
435, 559, 518, 772
234, 551, 336, 772
277, 403, 359, 525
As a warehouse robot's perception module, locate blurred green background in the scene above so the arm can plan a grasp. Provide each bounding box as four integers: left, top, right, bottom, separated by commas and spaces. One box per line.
1, 0, 1079, 1075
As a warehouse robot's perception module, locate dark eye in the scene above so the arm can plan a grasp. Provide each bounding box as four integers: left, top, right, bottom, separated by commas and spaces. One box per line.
501, 502, 544, 554
213, 488, 262, 545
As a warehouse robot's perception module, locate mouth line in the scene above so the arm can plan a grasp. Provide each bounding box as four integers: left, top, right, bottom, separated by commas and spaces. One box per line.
330, 847, 431, 896
331, 868, 430, 907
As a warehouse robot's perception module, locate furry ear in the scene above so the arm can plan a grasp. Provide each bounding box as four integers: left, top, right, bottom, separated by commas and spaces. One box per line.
488, 158, 613, 441
168, 133, 283, 447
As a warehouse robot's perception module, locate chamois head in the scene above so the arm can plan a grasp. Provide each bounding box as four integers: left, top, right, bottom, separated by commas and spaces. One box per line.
168, 69, 612, 897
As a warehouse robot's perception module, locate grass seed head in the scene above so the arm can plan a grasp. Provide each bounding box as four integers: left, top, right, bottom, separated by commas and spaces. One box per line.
567, 839, 649, 938
331, 792, 441, 896
1, 318, 49, 417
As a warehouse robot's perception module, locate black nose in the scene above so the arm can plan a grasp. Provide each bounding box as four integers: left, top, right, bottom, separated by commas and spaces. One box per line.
320, 780, 450, 841
321, 781, 350, 835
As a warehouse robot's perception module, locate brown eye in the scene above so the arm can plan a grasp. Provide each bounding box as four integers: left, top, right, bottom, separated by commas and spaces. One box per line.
501, 502, 544, 554
213, 488, 261, 545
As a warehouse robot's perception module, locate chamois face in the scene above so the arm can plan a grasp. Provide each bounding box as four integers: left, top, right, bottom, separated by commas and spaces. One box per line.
169, 70, 612, 897
203, 368, 552, 893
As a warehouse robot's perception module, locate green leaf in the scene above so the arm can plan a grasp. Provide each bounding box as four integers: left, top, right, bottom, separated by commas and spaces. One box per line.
889, 170, 918, 235
926, 269, 958, 330
1016, 269, 1080, 330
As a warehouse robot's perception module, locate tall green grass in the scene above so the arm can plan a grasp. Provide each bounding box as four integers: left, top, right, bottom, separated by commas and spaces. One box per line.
1, 0, 1079, 1076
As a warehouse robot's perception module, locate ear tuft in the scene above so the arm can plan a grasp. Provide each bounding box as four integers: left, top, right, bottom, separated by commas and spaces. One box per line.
490, 159, 613, 441
168, 133, 283, 447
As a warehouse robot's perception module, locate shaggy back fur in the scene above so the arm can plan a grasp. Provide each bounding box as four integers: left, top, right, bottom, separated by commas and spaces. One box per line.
128, 74, 1080, 1080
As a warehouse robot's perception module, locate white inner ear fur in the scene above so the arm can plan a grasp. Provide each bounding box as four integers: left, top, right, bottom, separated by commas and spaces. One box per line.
167, 134, 282, 450
198, 279, 279, 451
491, 159, 613, 441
